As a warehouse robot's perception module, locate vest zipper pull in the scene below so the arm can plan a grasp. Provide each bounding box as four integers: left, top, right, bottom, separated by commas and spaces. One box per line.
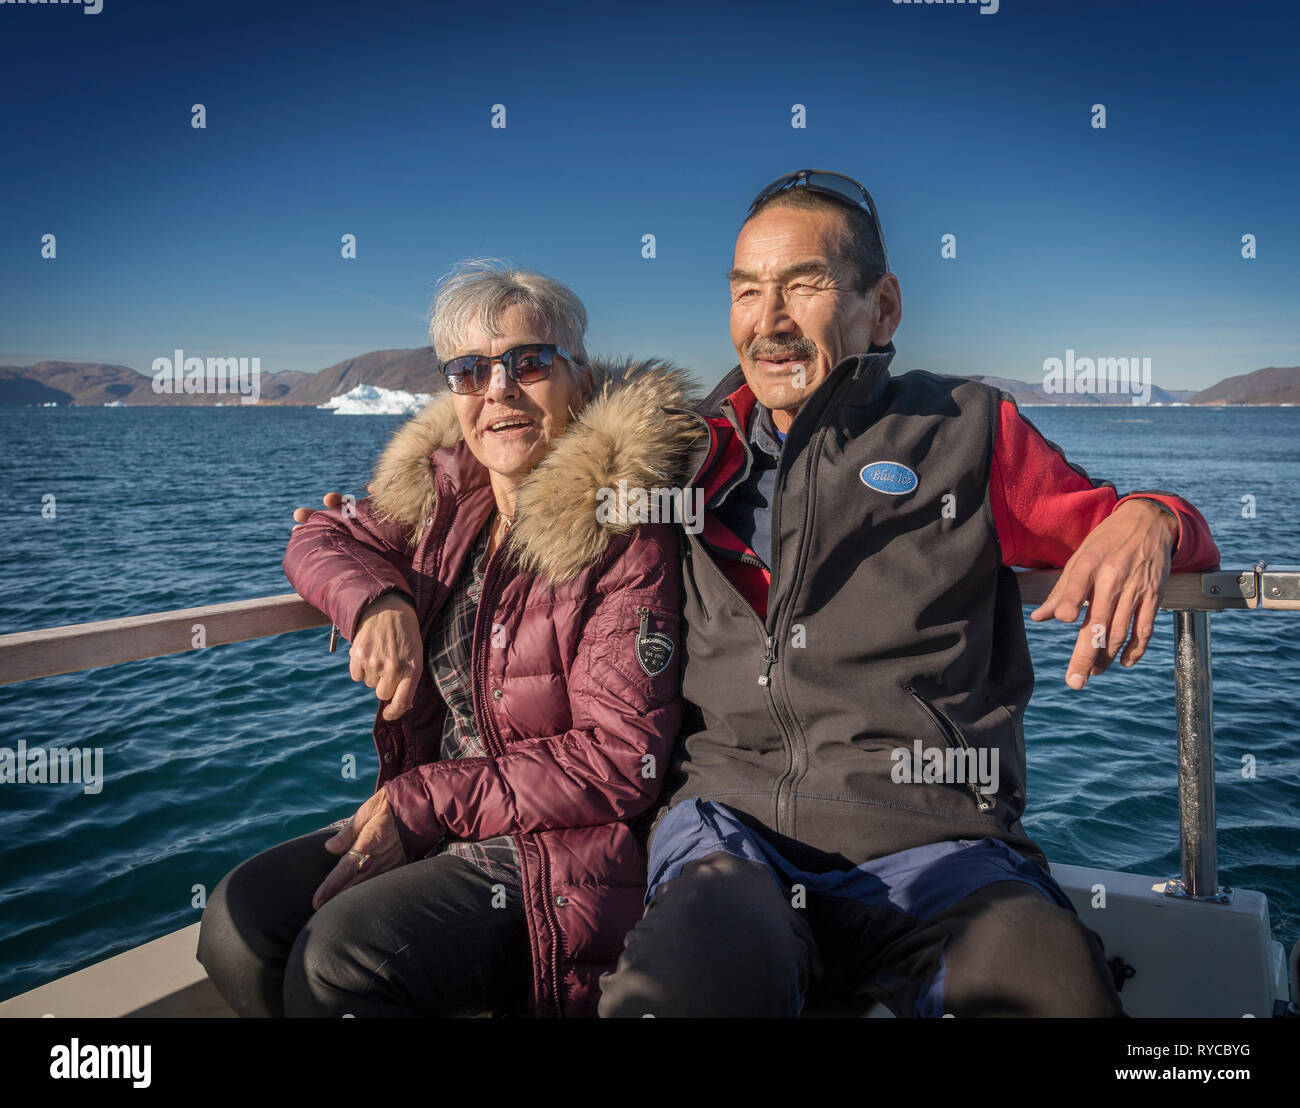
328, 624, 339, 653
758, 635, 778, 686
637, 606, 650, 639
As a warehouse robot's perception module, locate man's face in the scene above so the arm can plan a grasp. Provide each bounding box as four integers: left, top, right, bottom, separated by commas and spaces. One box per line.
449, 303, 590, 487
728, 204, 896, 428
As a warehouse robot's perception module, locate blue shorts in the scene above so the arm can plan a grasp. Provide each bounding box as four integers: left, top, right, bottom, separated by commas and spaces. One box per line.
646, 799, 1076, 1016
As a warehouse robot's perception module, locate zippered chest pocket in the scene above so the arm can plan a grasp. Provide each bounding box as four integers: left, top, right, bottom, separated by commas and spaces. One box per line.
901, 681, 996, 812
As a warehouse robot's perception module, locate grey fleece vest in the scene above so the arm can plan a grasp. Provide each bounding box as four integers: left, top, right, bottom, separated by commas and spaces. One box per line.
665, 344, 1046, 869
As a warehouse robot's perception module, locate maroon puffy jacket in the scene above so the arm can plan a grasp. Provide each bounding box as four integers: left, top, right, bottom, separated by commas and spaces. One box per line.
283, 360, 702, 1017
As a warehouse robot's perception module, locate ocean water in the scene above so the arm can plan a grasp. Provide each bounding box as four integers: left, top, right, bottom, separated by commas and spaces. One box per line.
0, 403, 1297, 1004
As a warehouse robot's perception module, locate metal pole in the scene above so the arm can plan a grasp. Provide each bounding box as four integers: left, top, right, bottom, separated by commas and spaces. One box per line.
1170, 609, 1227, 901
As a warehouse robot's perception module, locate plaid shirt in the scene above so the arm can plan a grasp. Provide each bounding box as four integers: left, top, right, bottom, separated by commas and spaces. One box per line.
422, 519, 522, 891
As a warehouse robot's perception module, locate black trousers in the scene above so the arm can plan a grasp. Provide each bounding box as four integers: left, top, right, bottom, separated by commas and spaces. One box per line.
196, 828, 531, 1017
597, 852, 1125, 1017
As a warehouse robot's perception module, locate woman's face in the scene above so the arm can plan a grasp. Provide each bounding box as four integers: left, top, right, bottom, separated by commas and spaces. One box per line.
448, 303, 590, 489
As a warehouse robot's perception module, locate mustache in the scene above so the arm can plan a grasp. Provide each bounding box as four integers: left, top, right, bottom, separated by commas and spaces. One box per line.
748, 337, 817, 361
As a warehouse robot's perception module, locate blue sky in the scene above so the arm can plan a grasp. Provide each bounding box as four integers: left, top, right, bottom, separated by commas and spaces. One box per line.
0, 0, 1295, 391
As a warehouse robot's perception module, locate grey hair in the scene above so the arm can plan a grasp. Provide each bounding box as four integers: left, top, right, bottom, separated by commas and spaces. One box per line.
429, 258, 589, 364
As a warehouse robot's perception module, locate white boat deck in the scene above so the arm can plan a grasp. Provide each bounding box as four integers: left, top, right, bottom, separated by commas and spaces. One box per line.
0, 924, 233, 1019
1, 862, 1291, 1019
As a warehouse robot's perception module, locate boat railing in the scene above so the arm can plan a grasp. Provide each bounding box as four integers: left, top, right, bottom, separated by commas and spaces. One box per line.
1, 564, 1298, 906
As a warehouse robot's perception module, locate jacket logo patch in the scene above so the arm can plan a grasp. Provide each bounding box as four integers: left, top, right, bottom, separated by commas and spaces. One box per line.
860, 461, 918, 495
635, 605, 674, 677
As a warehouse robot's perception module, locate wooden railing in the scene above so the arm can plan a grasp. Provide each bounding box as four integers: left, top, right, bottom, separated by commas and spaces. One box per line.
0, 594, 330, 686
0, 567, 1287, 687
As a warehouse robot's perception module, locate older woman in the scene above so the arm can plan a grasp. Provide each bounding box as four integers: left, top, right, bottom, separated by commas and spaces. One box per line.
197, 261, 700, 1017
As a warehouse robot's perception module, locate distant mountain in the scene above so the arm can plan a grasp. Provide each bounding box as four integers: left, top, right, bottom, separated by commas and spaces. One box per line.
959, 373, 1199, 406
1, 361, 150, 406
0, 361, 309, 406
1189, 366, 1300, 406
275, 348, 440, 406
6, 352, 1297, 409
258, 370, 311, 401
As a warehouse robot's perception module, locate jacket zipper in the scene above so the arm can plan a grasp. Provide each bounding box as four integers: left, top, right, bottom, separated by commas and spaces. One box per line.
534, 834, 565, 1018
758, 635, 778, 686
766, 409, 824, 836
674, 400, 809, 836
471, 534, 565, 1018
902, 682, 995, 812
471, 539, 507, 758
765, 364, 887, 830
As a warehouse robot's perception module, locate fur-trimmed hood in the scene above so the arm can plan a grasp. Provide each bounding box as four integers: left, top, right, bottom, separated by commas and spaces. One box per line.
367, 358, 704, 584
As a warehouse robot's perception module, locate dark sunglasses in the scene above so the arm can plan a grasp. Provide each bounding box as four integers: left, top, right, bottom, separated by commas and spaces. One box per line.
439, 343, 578, 395
748, 168, 889, 271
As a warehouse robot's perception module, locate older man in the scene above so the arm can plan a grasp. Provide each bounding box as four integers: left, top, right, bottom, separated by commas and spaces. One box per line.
596, 169, 1220, 1018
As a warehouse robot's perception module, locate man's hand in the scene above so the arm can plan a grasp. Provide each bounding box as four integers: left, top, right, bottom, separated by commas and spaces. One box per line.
313, 791, 407, 910
352, 592, 423, 720
1029, 500, 1178, 689
291, 485, 374, 526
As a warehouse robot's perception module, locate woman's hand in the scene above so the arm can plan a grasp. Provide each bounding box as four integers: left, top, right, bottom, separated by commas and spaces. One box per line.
288, 489, 420, 717
351, 592, 424, 721
313, 791, 408, 910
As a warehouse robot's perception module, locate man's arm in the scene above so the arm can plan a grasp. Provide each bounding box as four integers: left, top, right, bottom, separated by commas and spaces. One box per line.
989, 397, 1219, 572
988, 396, 1221, 688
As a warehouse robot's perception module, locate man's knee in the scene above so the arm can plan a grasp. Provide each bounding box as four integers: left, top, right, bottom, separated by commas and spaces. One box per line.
942, 883, 1123, 1017
598, 852, 815, 1017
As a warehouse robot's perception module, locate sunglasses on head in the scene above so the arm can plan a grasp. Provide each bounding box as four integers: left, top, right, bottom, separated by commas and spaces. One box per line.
439, 342, 578, 395
748, 168, 889, 271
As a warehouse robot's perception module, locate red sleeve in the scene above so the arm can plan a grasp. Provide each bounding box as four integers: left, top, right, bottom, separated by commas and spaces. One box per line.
989, 397, 1219, 572
282, 496, 417, 641
381, 525, 682, 858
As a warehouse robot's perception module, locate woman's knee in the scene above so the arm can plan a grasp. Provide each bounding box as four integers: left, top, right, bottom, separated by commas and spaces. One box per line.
197, 832, 331, 1017
282, 916, 353, 1018
196, 864, 285, 1017
281, 891, 404, 1018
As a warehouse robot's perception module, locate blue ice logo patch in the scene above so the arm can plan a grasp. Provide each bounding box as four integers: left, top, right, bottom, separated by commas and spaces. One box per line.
860, 461, 918, 495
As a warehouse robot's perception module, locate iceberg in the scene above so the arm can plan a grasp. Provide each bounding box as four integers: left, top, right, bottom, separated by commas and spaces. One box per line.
318, 384, 435, 416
